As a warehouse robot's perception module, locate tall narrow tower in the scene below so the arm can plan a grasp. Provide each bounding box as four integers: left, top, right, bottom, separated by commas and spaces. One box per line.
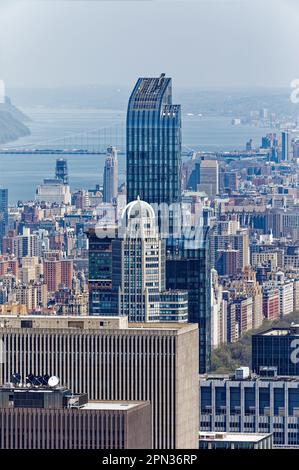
55, 158, 68, 185
119, 198, 164, 322
126, 74, 181, 205
281, 130, 292, 162
103, 146, 118, 203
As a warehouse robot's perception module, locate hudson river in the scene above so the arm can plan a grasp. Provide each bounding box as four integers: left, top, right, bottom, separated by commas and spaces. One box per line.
0, 107, 273, 203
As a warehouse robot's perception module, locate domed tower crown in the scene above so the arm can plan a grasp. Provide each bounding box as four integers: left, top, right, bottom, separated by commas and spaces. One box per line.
121, 197, 157, 239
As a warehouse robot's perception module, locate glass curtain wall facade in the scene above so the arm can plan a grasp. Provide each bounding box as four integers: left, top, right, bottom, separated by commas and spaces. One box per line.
127, 74, 181, 205
166, 228, 211, 373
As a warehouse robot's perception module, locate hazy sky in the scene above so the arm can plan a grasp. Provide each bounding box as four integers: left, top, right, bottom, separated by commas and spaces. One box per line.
0, 0, 299, 89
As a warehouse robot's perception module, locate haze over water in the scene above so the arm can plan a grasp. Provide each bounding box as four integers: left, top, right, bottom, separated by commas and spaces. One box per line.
0, 106, 273, 203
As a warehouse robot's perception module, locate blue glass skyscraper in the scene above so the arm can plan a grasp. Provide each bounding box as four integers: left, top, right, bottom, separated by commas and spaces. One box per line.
126, 75, 211, 373
127, 74, 181, 204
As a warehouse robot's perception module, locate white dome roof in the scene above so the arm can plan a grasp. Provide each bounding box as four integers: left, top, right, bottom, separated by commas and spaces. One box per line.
123, 196, 155, 221
120, 197, 157, 239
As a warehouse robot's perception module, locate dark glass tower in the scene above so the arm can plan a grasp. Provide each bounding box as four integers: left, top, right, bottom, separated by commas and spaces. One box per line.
0, 188, 8, 253
55, 158, 69, 185
126, 75, 211, 373
127, 74, 181, 205
87, 227, 119, 316
166, 228, 211, 373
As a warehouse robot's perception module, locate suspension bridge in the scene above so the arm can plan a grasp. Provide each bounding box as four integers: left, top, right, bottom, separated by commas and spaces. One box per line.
0, 123, 194, 157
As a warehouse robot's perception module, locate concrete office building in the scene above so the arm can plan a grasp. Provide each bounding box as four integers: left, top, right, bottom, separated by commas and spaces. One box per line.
0, 384, 151, 449
36, 179, 71, 205
199, 370, 299, 447
0, 315, 199, 449
198, 158, 219, 198
199, 432, 273, 450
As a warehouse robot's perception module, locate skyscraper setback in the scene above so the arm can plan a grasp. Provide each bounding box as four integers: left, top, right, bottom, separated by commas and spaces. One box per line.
127, 74, 181, 205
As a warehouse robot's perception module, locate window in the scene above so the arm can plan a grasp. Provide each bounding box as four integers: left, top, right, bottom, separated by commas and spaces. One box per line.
21, 320, 32, 328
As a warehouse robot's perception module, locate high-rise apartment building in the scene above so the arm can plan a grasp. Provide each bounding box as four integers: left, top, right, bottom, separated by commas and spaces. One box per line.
87, 201, 187, 323
216, 248, 239, 276
0, 315, 199, 449
2, 228, 38, 259
127, 74, 181, 205
210, 226, 250, 271
103, 146, 118, 203
119, 198, 164, 322
12, 282, 47, 312
281, 130, 292, 162
43, 258, 73, 292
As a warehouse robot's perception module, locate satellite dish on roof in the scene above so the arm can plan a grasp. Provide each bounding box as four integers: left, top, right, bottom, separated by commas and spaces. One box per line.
48, 376, 59, 387
11, 373, 21, 385
42, 375, 50, 386
26, 374, 35, 386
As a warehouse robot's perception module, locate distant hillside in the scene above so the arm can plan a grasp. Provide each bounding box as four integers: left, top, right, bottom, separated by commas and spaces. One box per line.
211, 311, 299, 373
0, 97, 31, 145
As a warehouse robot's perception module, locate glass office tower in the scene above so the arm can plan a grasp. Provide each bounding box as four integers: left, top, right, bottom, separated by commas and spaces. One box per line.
166, 228, 211, 373
87, 227, 118, 316
55, 159, 69, 185
127, 74, 181, 205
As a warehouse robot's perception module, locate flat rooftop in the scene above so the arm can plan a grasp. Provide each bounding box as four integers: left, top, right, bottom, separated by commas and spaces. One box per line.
258, 325, 299, 337
0, 314, 198, 334
199, 374, 299, 383
199, 432, 271, 443
82, 401, 148, 411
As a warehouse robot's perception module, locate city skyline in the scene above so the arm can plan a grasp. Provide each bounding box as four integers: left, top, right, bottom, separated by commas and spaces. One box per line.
2, 0, 299, 455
